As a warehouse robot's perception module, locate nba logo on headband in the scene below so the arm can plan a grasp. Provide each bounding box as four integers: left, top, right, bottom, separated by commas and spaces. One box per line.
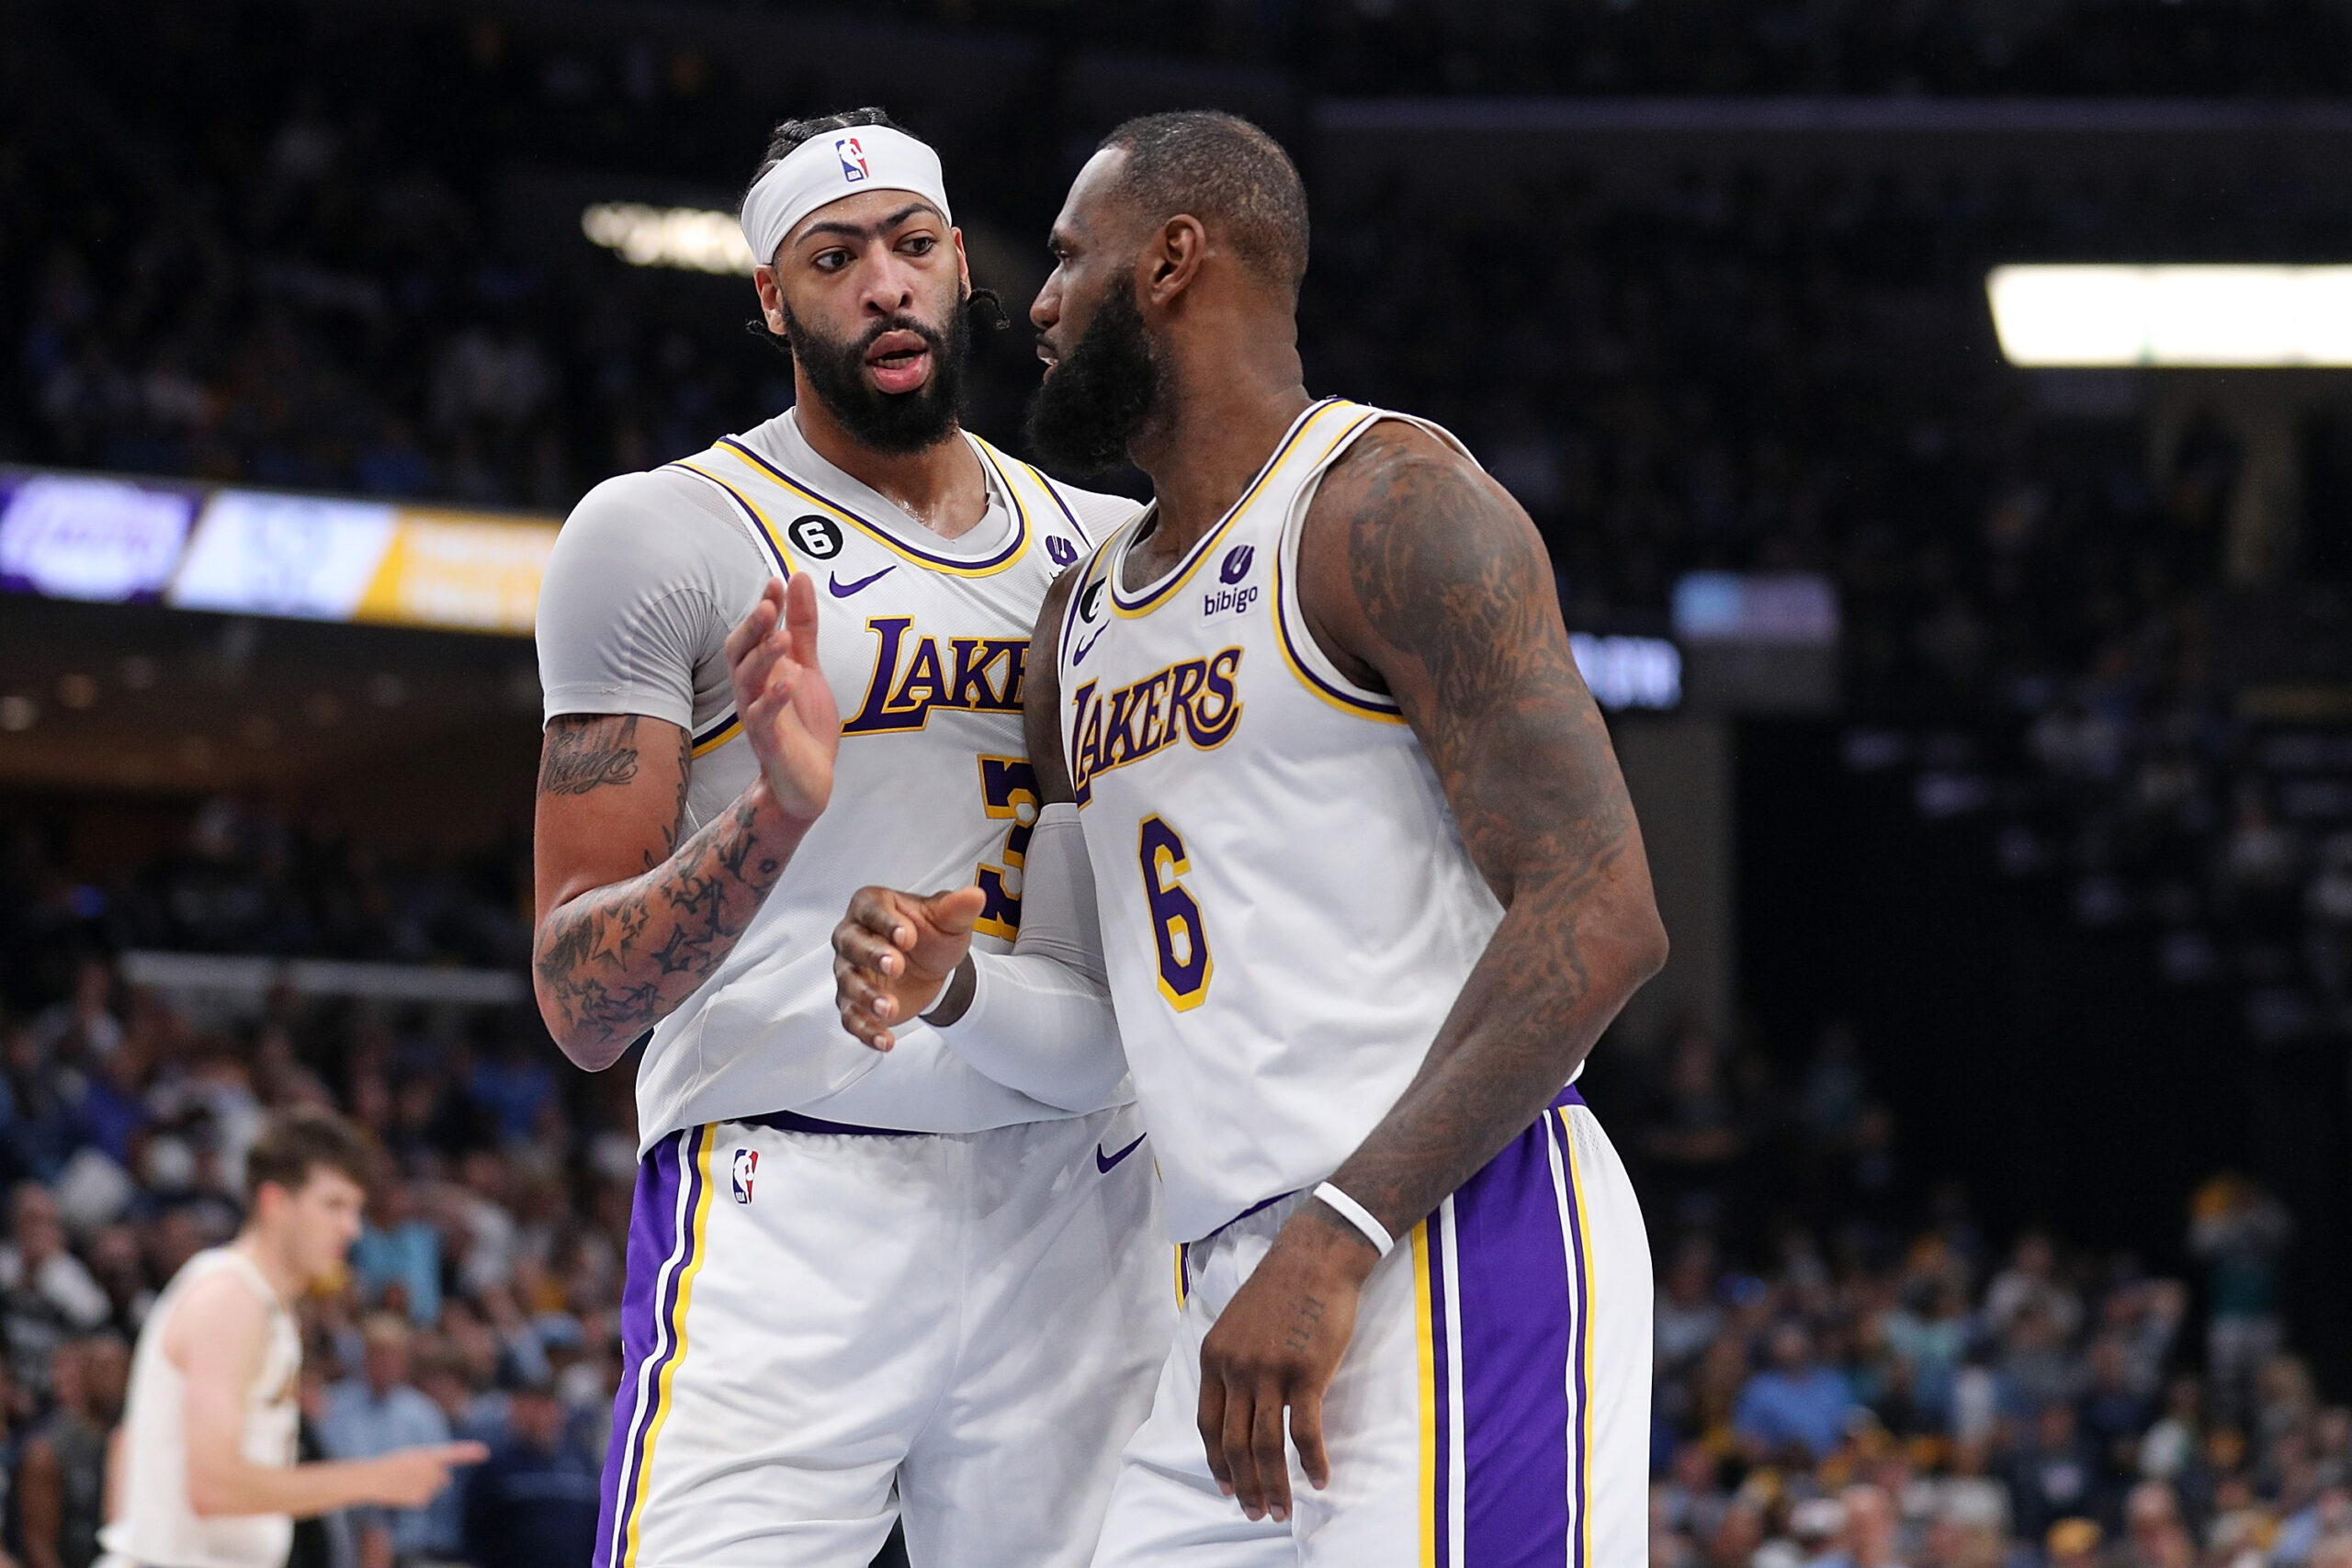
741, 125, 950, 265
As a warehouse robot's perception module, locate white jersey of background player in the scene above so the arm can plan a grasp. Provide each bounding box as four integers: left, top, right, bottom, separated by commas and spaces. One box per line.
529, 113, 1167, 1568
99, 1111, 479, 1568
835, 112, 1667, 1568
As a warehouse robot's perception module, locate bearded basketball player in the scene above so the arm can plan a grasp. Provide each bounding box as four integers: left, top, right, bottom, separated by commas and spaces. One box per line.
834, 112, 1666, 1567
530, 109, 1166, 1567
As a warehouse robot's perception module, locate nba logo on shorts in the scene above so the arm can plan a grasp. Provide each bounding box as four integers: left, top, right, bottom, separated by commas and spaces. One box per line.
836, 137, 869, 184
731, 1148, 758, 1204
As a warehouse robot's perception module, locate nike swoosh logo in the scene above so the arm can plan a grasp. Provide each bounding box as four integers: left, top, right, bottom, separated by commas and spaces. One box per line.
1072, 627, 1106, 665
1095, 1134, 1147, 1174
829, 566, 897, 598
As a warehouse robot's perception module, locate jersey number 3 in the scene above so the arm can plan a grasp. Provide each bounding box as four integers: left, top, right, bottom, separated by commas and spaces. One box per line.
1137, 815, 1213, 1010
974, 757, 1039, 940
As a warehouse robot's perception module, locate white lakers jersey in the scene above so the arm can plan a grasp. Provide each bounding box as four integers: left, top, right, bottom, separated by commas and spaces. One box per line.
538, 410, 1139, 1145
99, 1247, 300, 1568
1054, 399, 1514, 1242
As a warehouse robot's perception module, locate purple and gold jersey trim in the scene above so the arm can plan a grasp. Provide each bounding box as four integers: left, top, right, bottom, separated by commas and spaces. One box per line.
1270, 541, 1407, 724
689, 712, 742, 759
1105, 398, 1355, 618
594, 1125, 716, 1568
667, 458, 800, 581
713, 435, 1035, 578
1412, 1088, 1595, 1567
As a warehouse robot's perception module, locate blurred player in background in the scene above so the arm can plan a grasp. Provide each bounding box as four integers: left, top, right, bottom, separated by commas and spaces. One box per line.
96, 1109, 482, 1568
836, 111, 1666, 1566
529, 108, 1167, 1567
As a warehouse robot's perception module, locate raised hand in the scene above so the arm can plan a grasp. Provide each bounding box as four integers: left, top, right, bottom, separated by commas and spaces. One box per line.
832, 885, 989, 1050
725, 573, 840, 823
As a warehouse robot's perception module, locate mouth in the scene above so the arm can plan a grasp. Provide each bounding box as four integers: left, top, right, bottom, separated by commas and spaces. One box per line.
1035, 333, 1061, 376
864, 329, 933, 396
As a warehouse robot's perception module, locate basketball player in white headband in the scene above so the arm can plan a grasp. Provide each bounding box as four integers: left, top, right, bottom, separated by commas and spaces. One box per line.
531, 109, 1168, 1567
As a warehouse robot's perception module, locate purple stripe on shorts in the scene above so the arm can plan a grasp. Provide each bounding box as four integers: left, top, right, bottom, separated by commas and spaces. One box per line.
1448, 1108, 1577, 1566
593, 1128, 689, 1568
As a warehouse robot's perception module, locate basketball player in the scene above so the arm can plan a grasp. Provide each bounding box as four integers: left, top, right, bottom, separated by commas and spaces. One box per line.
834, 111, 1668, 1565
530, 109, 1167, 1567
96, 1109, 483, 1568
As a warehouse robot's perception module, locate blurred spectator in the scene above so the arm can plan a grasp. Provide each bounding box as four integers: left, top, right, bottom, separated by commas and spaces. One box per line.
1657, 1238, 1726, 1377
2120, 1480, 2196, 1568
2078, 1336, 2150, 1492
320, 1314, 459, 1565
1984, 1233, 2081, 1340
350, 1180, 440, 1328
458, 1372, 599, 1568
2189, 1176, 2292, 1427
14, 1333, 127, 1568
2004, 1402, 2096, 1542
1791, 1495, 1849, 1568
1735, 1322, 1859, 1463
0, 1186, 109, 1400
2044, 1517, 2101, 1568
1840, 1484, 1905, 1568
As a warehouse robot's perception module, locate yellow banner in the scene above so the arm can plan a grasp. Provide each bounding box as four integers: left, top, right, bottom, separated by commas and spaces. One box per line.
353, 510, 560, 634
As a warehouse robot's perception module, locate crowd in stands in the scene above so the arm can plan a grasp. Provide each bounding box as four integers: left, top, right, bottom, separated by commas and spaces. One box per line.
0, 937, 2339, 1568
0, 949, 627, 1568
1623, 1025, 2340, 1568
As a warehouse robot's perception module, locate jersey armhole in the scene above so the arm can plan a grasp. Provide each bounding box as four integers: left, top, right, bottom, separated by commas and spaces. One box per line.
1270, 415, 1427, 725
667, 459, 796, 580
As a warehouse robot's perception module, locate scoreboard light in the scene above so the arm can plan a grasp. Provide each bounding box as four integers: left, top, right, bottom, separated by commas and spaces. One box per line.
1569, 633, 1681, 712
1988, 265, 2352, 367
581, 203, 757, 276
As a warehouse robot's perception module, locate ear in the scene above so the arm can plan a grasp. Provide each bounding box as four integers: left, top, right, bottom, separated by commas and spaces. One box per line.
951, 228, 973, 295
1140, 214, 1209, 308
753, 264, 789, 335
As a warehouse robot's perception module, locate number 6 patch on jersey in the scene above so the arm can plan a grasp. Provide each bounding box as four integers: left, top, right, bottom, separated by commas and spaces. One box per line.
1137, 815, 1212, 1010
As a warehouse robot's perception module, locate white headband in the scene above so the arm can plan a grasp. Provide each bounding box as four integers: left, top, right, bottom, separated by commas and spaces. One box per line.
740, 125, 954, 268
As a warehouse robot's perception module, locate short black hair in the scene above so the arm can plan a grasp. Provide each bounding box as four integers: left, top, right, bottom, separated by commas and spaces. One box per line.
1096, 111, 1308, 296
744, 107, 916, 209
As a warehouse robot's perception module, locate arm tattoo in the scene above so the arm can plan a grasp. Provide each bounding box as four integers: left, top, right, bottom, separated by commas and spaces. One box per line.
539, 714, 645, 795
1312, 425, 1666, 1240
534, 724, 789, 1057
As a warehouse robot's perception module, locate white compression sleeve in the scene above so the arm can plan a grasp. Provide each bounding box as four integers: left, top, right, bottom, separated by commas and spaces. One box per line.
931, 803, 1130, 1113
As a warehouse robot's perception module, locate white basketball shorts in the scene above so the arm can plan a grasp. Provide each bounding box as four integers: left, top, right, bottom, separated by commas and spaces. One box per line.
1091, 1090, 1653, 1568
594, 1102, 1170, 1567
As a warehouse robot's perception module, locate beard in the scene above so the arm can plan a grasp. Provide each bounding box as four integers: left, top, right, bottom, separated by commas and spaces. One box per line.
780, 290, 970, 456
1024, 278, 1165, 476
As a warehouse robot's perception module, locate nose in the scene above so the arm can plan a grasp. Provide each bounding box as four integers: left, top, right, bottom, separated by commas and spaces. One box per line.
1031, 269, 1061, 332
856, 250, 919, 320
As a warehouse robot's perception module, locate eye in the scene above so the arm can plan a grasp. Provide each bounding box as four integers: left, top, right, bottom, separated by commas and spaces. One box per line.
812, 249, 850, 273
901, 234, 936, 256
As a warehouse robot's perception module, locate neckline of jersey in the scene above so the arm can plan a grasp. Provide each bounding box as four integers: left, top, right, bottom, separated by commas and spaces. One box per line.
718, 413, 1028, 574
1106, 396, 1351, 617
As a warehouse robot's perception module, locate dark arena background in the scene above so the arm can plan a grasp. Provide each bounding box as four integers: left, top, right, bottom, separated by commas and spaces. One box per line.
5, 3, 2352, 1566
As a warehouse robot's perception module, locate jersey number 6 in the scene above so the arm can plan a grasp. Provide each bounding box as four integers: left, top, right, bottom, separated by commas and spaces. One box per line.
1137, 815, 1213, 1011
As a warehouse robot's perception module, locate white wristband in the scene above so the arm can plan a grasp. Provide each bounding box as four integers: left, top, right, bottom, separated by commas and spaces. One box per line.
1312, 1181, 1396, 1258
